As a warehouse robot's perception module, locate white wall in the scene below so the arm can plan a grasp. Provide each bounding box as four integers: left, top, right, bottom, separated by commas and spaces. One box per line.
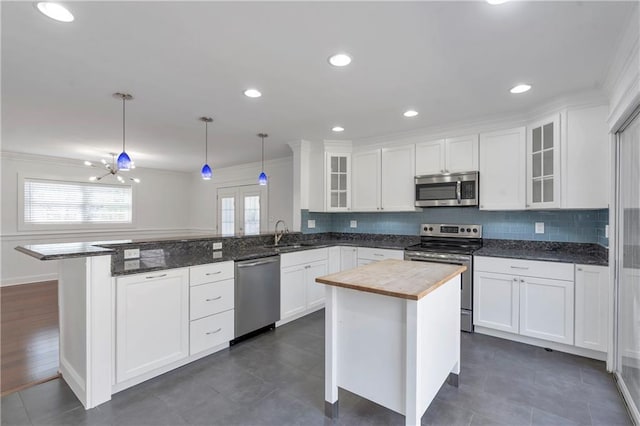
1, 152, 193, 285
189, 156, 294, 233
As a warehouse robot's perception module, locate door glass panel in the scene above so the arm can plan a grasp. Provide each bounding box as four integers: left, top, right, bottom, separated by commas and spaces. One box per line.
339, 192, 347, 207
543, 150, 554, 176
543, 123, 554, 149
331, 192, 339, 207
542, 178, 553, 202
339, 157, 346, 172
533, 153, 542, 178
331, 157, 338, 173
331, 174, 338, 191
617, 113, 640, 414
532, 180, 542, 203
243, 195, 260, 235
220, 197, 234, 236
532, 127, 542, 152
339, 174, 346, 191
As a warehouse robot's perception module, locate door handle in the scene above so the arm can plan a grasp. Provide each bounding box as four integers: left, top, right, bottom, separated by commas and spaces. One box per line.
456, 181, 462, 204
205, 271, 222, 276
237, 258, 279, 268
205, 328, 222, 335
145, 273, 167, 279
206, 296, 222, 301
510, 266, 529, 270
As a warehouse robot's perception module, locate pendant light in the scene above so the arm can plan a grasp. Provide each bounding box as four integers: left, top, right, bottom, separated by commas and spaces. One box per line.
199, 117, 213, 180
257, 133, 268, 185
113, 92, 133, 171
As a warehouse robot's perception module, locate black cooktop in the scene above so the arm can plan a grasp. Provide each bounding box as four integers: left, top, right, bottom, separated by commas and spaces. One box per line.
405, 238, 483, 256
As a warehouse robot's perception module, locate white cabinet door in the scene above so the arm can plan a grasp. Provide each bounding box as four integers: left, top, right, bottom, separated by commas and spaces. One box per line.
326, 153, 351, 211
575, 265, 609, 352
415, 139, 445, 175
479, 127, 526, 210
306, 260, 328, 310
446, 134, 479, 173
527, 114, 561, 209
562, 105, 609, 209
473, 271, 520, 333
280, 265, 307, 319
340, 246, 358, 271
381, 144, 415, 211
519, 277, 574, 344
328, 246, 341, 274
352, 149, 381, 211
116, 268, 189, 383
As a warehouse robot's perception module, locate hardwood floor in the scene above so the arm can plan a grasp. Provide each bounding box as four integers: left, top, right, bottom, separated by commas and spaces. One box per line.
1, 281, 60, 395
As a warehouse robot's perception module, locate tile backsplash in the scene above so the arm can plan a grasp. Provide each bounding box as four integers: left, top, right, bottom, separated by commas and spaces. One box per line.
301, 208, 609, 247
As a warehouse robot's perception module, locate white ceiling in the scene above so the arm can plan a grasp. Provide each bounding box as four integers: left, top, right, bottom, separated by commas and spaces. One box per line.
1, 1, 634, 172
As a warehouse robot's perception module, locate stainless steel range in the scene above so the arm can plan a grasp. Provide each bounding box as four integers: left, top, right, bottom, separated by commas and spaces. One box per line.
404, 223, 483, 332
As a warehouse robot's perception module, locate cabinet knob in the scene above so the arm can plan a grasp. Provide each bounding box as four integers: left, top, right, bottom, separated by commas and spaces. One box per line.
480, 205, 484, 209
513, 278, 518, 282
577, 267, 583, 271
441, 169, 445, 173
526, 205, 530, 208
520, 279, 525, 283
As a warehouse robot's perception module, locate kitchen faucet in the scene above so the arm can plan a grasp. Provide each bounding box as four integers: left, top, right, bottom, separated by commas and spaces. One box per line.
274, 220, 288, 246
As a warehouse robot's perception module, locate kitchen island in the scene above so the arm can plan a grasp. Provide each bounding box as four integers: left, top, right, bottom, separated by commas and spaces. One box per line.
316, 259, 466, 426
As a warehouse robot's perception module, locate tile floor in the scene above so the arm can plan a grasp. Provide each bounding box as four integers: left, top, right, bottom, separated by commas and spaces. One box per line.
1, 310, 633, 426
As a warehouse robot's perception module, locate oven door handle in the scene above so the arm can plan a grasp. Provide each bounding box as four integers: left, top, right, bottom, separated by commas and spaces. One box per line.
456, 181, 462, 204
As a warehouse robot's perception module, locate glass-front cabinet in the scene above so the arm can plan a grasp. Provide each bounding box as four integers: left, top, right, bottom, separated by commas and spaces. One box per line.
527, 114, 560, 208
326, 153, 351, 211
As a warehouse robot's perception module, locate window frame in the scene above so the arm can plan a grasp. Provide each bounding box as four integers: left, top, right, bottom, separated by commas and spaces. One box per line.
17, 174, 137, 232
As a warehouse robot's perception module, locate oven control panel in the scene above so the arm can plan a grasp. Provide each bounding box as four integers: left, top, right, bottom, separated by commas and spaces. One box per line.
420, 223, 482, 238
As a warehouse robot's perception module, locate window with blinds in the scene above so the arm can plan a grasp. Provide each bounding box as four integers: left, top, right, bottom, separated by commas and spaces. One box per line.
23, 178, 133, 225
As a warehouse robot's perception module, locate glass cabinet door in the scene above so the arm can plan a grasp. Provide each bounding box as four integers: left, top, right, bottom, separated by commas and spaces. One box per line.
327, 153, 350, 211
528, 115, 560, 208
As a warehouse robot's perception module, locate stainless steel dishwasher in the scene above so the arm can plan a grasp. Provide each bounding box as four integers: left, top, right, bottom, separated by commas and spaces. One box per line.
233, 256, 280, 341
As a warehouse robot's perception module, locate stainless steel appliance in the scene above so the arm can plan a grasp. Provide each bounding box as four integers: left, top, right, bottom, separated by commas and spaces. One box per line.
404, 224, 482, 332
234, 256, 280, 341
415, 171, 479, 207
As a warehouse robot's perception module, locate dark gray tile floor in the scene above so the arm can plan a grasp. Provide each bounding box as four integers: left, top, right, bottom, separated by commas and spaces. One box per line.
1, 310, 633, 426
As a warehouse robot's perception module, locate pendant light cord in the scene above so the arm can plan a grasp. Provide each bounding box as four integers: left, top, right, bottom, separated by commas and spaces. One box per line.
122, 96, 126, 152
205, 121, 208, 163
261, 135, 265, 170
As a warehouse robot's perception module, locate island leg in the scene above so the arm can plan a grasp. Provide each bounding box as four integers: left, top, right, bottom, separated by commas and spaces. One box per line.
324, 286, 339, 419
405, 300, 423, 426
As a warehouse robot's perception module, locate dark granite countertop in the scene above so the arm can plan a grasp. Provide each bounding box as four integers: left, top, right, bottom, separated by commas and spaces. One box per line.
474, 239, 608, 266
15, 242, 116, 260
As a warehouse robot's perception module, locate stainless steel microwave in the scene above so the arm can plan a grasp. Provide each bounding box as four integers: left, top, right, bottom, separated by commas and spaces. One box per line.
415, 171, 479, 207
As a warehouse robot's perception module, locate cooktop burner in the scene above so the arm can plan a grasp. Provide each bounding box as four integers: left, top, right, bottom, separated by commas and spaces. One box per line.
405, 223, 484, 255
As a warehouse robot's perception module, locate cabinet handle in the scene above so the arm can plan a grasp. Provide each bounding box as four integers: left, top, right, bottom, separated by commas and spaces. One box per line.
510, 266, 529, 270
305, 265, 311, 269
441, 169, 445, 173
520, 279, 525, 283
526, 204, 530, 208
577, 267, 583, 271
206, 296, 222, 301
145, 273, 167, 279
205, 271, 222, 276
373, 254, 384, 257
513, 278, 518, 282
206, 328, 222, 335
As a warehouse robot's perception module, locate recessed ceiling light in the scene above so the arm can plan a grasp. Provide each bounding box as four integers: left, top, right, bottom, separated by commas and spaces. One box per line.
244, 88, 262, 98
486, 0, 509, 4
510, 84, 532, 94
36, 2, 74, 22
328, 53, 352, 67
332, 126, 345, 132
403, 110, 419, 118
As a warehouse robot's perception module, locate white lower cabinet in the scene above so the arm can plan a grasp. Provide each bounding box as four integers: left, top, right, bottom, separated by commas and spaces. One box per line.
474, 256, 576, 346
280, 248, 329, 322
356, 247, 403, 266
190, 309, 234, 355
473, 271, 520, 333
115, 268, 190, 383
575, 265, 609, 352
340, 246, 358, 271
519, 276, 574, 344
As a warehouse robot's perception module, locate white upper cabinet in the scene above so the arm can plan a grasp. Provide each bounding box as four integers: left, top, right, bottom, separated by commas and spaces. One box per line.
381, 144, 416, 211
479, 127, 526, 210
352, 149, 381, 211
561, 105, 610, 209
527, 114, 561, 209
352, 144, 415, 212
415, 134, 478, 176
326, 152, 351, 211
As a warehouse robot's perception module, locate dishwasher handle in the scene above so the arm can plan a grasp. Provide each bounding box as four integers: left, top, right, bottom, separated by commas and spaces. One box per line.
236, 257, 280, 268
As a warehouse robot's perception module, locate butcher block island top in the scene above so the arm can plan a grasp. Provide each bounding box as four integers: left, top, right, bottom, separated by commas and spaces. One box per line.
316, 259, 467, 300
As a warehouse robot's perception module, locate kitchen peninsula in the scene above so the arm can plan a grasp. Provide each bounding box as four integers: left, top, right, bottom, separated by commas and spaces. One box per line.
316, 259, 466, 426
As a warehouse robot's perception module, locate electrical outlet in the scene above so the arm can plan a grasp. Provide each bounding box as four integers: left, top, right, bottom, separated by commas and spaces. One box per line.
350, 220, 357, 228
535, 222, 545, 234
605, 225, 609, 238
212, 242, 222, 250
124, 259, 140, 270
212, 251, 222, 259
307, 220, 316, 229
124, 248, 140, 259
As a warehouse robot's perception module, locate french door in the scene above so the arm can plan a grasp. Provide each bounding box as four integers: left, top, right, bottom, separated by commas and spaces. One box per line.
615, 108, 640, 423
217, 185, 267, 236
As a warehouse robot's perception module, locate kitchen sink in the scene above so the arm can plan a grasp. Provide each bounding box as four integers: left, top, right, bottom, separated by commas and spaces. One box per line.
263, 243, 303, 250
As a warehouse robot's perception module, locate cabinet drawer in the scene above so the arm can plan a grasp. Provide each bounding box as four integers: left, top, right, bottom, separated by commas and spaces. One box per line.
190, 261, 234, 286
357, 247, 403, 261
190, 279, 234, 320
280, 248, 328, 268
474, 256, 573, 281
190, 310, 234, 355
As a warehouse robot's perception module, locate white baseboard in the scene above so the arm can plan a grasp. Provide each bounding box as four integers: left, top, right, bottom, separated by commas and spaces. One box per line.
1, 274, 58, 287
475, 326, 607, 361
60, 357, 87, 408
276, 305, 324, 327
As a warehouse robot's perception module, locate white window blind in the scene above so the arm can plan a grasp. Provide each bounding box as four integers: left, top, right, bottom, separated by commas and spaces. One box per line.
24, 178, 133, 224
